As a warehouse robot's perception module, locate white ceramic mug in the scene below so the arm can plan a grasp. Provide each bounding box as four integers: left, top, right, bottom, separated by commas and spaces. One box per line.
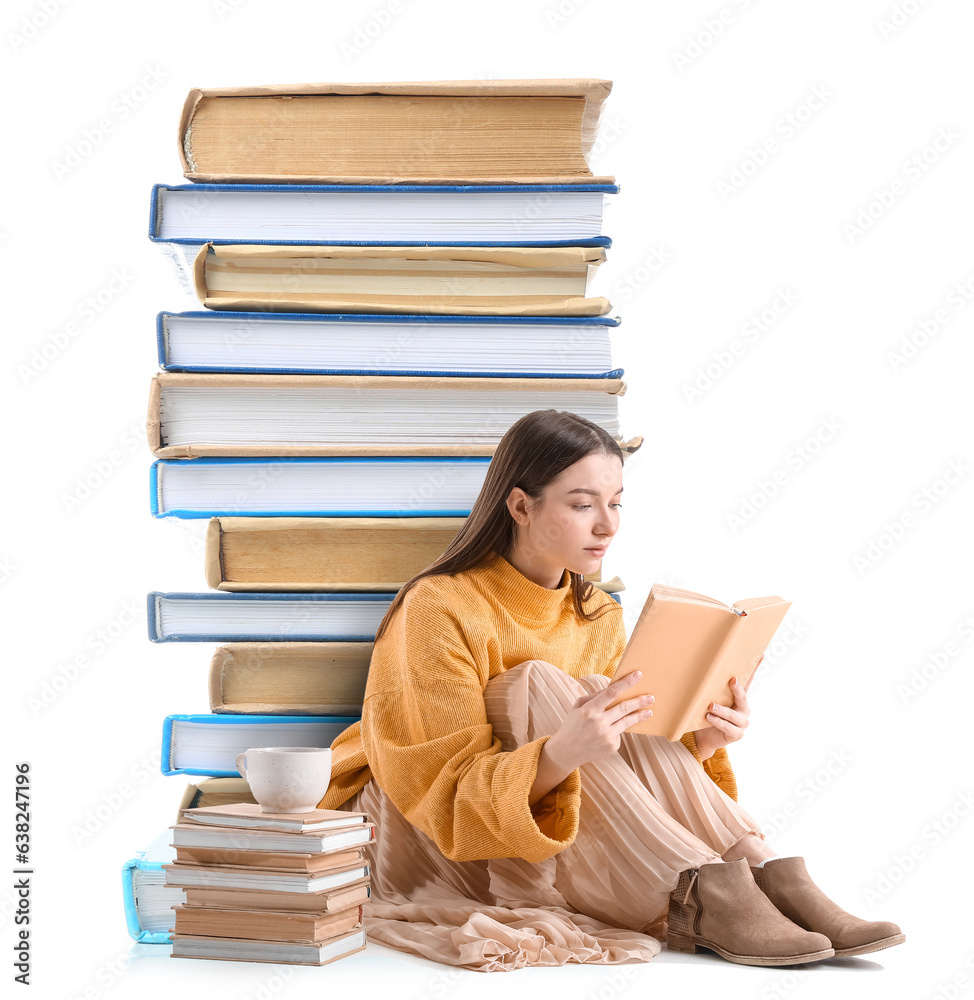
234, 746, 333, 814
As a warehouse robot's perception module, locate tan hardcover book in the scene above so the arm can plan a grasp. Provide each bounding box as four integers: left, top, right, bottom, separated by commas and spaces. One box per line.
191, 243, 610, 316
180, 881, 370, 913
178, 79, 613, 184
183, 801, 369, 833
170, 927, 367, 965
146, 371, 641, 460
204, 515, 463, 591
175, 777, 257, 823
209, 642, 372, 714
607, 586, 792, 741
164, 858, 369, 893
172, 902, 362, 942
171, 822, 374, 855
173, 840, 372, 871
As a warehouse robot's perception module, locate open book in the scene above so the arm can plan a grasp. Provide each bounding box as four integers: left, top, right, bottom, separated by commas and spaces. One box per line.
608, 585, 791, 741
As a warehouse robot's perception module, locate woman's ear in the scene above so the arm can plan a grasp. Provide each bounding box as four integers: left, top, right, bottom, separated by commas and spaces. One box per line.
505, 487, 531, 527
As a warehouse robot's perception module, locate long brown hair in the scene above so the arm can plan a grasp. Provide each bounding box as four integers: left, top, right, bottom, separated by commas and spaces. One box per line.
373, 409, 624, 643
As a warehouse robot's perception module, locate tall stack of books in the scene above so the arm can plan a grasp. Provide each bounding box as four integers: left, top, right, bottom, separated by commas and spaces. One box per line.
166, 802, 374, 966
133, 78, 637, 954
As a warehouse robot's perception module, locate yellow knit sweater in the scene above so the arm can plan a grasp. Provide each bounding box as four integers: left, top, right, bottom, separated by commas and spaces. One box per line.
319, 550, 738, 863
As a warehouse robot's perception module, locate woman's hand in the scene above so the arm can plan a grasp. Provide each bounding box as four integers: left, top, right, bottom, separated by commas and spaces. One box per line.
691, 656, 762, 761
530, 671, 654, 805
544, 671, 655, 774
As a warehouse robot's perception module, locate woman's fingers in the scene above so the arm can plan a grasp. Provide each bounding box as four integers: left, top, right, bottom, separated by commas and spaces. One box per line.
607, 694, 654, 726
706, 701, 748, 731
590, 670, 644, 710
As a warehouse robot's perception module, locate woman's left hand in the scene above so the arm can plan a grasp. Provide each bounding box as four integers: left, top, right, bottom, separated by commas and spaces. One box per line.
691, 656, 762, 760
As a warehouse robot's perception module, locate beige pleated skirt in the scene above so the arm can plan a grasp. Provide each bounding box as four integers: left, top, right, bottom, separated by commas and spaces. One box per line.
345, 659, 766, 972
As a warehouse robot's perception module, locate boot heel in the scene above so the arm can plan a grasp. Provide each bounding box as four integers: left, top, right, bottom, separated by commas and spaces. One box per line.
666, 931, 698, 954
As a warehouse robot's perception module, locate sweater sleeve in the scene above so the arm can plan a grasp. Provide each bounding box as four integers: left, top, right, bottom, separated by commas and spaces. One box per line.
598, 604, 739, 802
360, 584, 581, 864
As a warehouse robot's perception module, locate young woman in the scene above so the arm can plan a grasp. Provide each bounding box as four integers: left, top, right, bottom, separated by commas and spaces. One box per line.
318, 409, 904, 972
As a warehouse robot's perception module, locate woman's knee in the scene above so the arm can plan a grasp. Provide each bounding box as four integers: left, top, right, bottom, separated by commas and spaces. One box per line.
506, 660, 610, 699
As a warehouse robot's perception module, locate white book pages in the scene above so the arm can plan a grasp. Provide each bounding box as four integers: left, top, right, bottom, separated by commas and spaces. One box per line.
172, 927, 366, 962
162, 313, 617, 375
158, 387, 621, 447
155, 187, 608, 242
155, 595, 393, 640
169, 720, 352, 773
167, 865, 369, 893
155, 457, 490, 516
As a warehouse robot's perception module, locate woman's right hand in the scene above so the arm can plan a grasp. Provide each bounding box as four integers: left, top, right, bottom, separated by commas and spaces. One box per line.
544, 671, 654, 773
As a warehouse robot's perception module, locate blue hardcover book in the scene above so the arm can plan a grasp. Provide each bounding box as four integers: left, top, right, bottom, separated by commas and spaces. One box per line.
147, 591, 396, 642
156, 311, 623, 377
150, 456, 492, 519
148, 183, 617, 246
162, 714, 358, 777
121, 831, 181, 944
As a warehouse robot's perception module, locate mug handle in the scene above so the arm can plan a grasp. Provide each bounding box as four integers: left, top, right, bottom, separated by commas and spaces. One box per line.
235, 751, 247, 779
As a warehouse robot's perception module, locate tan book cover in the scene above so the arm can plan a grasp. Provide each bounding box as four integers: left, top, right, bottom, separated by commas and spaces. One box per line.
607, 586, 792, 741
171, 822, 375, 855
203, 515, 465, 591
172, 902, 362, 942
192, 243, 610, 316
146, 371, 641, 459
180, 881, 370, 913
170, 928, 367, 966
178, 78, 613, 184
175, 777, 257, 823
184, 801, 370, 832
209, 642, 373, 714
164, 857, 368, 892
169, 844, 367, 872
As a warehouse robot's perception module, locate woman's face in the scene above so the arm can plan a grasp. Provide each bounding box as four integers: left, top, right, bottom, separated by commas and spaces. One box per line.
508, 451, 624, 580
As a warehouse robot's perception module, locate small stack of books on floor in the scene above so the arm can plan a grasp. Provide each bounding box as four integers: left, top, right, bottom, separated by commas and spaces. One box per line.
165, 802, 374, 966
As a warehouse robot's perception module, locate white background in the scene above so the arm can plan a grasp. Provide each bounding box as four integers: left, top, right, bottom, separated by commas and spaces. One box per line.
4, 1, 971, 998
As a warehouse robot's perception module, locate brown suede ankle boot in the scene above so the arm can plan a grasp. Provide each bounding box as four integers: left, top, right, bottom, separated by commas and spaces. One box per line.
667, 858, 834, 966
750, 857, 905, 958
